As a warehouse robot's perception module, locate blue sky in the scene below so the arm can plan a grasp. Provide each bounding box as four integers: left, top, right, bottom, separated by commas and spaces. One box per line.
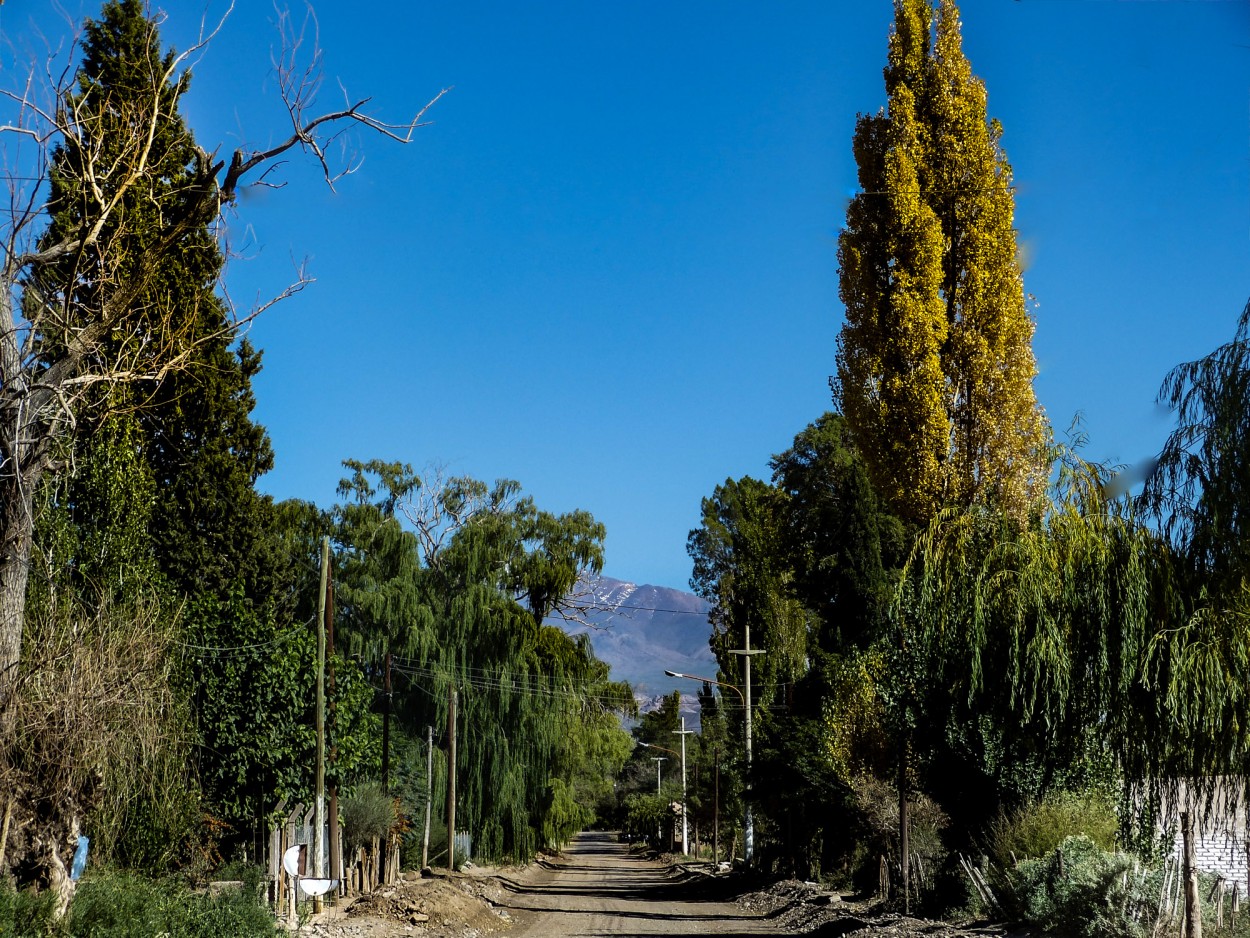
10, 1, 1250, 592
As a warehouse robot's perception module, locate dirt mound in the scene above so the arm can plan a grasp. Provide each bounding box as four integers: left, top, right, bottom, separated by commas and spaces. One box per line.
733, 878, 1035, 937
299, 872, 513, 938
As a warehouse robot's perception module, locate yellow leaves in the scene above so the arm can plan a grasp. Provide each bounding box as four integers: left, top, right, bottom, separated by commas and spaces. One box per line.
820, 648, 891, 783
837, 0, 1046, 528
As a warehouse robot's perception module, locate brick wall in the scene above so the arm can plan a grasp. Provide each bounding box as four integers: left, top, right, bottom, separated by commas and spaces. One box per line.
1173, 830, 1246, 885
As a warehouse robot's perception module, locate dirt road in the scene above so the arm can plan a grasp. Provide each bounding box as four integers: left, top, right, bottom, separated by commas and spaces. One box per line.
498, 832, 778, 937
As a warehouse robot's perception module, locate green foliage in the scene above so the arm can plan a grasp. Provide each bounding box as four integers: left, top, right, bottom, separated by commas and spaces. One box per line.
26, 0, 289, 866
620, 793, 671, 844
332, 463, 629, 863
29, 413, 159, 616
188, 592, 380, 828
1137, 299, 1250, 792
66, 872, 279, 938
0, 865, 278, 935
540, 778, 593, 851
770, 413, 903, 652
1006, 836, 1157, 938
0, 884, 58, 937
989, 790, 1119, 867
1143, 297, 1250, 593
894, 454, 1178, 826
341, 782, 397, 852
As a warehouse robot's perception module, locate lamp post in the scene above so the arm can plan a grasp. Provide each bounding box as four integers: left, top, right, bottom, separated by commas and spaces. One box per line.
665, 646, 761, 865
650, 756, 666, 844
673, 718, 694, 855
639, 742, 679, 848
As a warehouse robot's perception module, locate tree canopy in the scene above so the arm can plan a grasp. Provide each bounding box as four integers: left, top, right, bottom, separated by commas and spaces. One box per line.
835, 0, 1046, 527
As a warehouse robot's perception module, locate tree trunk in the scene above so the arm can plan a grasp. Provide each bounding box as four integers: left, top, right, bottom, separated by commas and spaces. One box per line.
0, 475, 36, 698
1182, 811, 1203, 938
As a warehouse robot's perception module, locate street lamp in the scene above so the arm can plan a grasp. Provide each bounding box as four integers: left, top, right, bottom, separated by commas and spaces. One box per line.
637, 741, 679, 758
664, 630, 763, 865
649, 756, 666, 843
674, 718, 694, 855
638, 742, 680, 849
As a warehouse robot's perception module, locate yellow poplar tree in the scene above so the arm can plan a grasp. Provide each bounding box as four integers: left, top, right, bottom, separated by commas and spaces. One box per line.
835, 0, 1046, 526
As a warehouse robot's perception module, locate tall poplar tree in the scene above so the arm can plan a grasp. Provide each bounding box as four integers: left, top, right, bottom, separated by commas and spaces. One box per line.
835, 0, 1046, 526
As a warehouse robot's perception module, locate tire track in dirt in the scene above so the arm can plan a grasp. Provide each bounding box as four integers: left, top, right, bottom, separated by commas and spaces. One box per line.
498, 832, 779, 937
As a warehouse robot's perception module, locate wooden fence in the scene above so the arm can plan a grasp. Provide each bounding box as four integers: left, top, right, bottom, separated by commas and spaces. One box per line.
265, 799, 401, 920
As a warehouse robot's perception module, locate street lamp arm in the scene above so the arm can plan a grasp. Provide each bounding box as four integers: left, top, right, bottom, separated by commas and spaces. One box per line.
638, 741, 679, 758
663, 669, 745, 707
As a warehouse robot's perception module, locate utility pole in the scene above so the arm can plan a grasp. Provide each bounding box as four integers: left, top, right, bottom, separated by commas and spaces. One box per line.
422, 725, 433, 869
447, 686, 458, 873
674, 718, 694, 856
713, 747, 720, 865
382, 642, 392, 792
651, 757, 666, 844
326, 569, 339, 893
314, 537, 329, 909
730, 622, 763, 864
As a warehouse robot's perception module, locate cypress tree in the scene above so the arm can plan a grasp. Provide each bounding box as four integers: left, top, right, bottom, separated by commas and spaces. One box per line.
35, 0, 275, 605
835, 0, 1046, 526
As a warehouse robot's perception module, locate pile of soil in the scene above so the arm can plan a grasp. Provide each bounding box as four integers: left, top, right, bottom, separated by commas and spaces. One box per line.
732, 878, 1038, 937
298, 871, 513, 938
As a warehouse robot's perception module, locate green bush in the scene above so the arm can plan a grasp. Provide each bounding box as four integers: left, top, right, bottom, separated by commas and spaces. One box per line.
989, 788, 1118, 865
1007, 836, 1158, 938
341, 781, 396, 852
1, 872, 280, 938
68, 872, 279, 938
0, 884, 59, 937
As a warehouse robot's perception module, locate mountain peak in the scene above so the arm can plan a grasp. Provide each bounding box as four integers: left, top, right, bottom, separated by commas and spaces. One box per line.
553, 576, 718, 695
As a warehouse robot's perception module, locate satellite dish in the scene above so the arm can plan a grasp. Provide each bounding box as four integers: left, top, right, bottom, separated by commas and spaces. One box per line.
282, 845, 305, 878
297, 877, 339, 897
283, 844, 338, 897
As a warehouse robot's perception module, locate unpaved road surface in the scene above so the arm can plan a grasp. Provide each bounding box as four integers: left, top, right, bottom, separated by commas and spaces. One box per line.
498, 832, 778, 937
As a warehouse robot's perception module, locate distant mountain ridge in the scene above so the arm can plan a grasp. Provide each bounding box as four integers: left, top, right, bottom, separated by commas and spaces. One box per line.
553, 576, 718, 700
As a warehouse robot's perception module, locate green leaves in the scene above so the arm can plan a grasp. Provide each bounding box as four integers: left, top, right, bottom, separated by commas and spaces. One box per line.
331, 461, 626, 860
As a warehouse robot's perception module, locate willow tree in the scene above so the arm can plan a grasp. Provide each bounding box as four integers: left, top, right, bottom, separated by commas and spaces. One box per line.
335, 466, 633, 861
894, 451, 1185, 837
1138, 298, 1250, 803
835, 0, 1046, 527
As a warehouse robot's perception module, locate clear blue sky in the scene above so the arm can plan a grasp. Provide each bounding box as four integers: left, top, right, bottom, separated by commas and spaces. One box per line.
11, 1, 1250, 592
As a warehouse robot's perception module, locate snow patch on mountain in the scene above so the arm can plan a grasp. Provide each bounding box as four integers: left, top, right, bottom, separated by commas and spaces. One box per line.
551, 576, 718, 696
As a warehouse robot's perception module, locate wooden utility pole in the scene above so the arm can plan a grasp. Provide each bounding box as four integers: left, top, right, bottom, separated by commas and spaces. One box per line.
422, 725, 434, 869
327, 571, 340, 892
382, 643, 392, 792
1182, 811, 1203, 938
314, 537, 329, 911
713, 747, 720, 865
447, 686, 458, 873
900, 737, 910, 915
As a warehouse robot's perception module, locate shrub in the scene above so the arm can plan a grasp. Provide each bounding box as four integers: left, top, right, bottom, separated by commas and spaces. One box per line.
1006, 835, 1159, 938
67, 872, 280, 938
989, 789, 1118, 867
850, 775, 949, 901
0, 883, 59, 937
341, 782, 396, 853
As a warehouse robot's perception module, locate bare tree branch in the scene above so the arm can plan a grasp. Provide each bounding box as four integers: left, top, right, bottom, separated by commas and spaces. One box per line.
0, 0, 444, 697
